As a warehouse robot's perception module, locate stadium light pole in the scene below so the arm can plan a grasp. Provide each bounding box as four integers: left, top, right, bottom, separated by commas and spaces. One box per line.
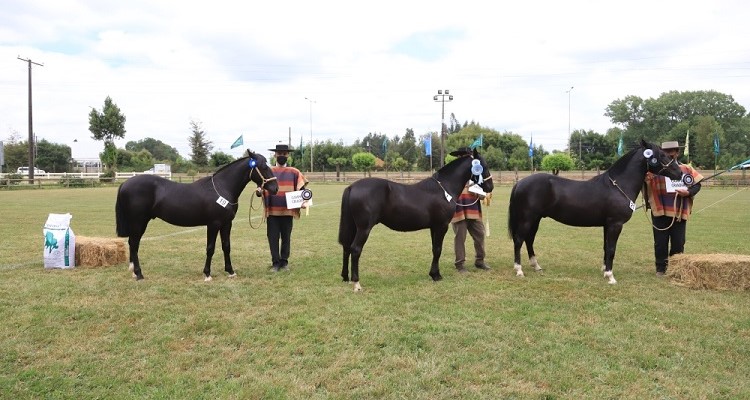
566, 86, 574, 156
305, 97, 315, 173
434, 89, 453, 167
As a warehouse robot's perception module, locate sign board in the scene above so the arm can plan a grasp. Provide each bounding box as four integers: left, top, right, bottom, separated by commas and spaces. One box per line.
284, 189, 313, 209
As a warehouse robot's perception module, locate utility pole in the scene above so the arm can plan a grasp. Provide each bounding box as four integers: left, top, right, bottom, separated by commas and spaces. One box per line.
305, 97, 315, 173
18, 56, 43, 181
433, 89, 453, 168
566, 86, 573, 156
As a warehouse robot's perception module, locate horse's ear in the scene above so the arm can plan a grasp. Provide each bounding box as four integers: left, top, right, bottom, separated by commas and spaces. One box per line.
473, 147, 479, 158
243, 149, 253, 157
640, 138, 649, 148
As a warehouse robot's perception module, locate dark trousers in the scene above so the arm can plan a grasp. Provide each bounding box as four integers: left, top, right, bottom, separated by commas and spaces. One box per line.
452, 219, 486, 268
651, 215, 687, 273
267, 216, 294, 268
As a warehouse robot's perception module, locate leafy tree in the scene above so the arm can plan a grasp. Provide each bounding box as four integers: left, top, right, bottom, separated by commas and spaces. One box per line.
125, 138, 180, 162
188, 120, 212, 167
2, 140, 28, 171
35, 139, 71, 172
89, 96, 126, 170
327, 156, 349, 180
541, 153, 575, 174
210, 151, 234, 168
569, 129, 616, 170
352, 152, 376, 177
391, 157, 410, 177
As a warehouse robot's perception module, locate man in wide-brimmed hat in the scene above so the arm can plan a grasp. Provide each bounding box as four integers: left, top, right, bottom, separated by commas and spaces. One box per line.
643, 140, 704, 277
449, 147, 490, 273
259, 143, 308, 272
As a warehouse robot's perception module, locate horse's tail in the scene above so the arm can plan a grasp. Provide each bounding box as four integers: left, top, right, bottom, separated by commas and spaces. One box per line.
507, 182, 519, 240
338, 186, 355, 247
115, 184, 130, 237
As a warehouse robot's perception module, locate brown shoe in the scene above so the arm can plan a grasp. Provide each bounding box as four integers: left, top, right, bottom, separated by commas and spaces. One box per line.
456, 266, 468, 273
475, 263, 490, 270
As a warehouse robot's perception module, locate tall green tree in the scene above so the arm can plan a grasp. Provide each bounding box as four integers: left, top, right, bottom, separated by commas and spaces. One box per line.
89, 96, 126, 170
210, 151, 234, 168
35, 139, 71, 173
188, 120, 212, 167
125, 138, 180, 162
352, 152, 376, 177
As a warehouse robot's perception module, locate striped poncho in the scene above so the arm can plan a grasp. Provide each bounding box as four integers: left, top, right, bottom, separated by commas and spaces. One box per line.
263, 165, 308, 218
645, 164, 704, 221
451, 185, 482, 223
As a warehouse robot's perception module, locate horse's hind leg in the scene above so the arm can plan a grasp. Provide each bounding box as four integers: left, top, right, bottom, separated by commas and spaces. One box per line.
203, 226, 219, 282
128, 219, 149, 280
526, 218, 544, 273
350, 227, 372, 292
219, 223, 236, 278
341, 246, 351, 282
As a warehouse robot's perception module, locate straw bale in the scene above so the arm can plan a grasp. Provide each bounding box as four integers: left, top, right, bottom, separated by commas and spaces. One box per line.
667, 253, 750, 291
74, 236, 128, 267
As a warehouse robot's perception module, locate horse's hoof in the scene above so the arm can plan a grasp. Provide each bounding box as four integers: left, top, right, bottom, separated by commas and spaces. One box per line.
204, 275, 213, 282
353, 282, 362, 292
431, 275, 443, 281
227, 273, 237, 278
135, 275, 144, 281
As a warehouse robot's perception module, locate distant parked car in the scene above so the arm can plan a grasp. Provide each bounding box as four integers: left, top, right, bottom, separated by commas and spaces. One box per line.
16, 166, 46, 174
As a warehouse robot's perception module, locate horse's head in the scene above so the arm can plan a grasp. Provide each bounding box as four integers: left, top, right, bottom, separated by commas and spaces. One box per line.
247, 152, 279, 194
641, 139, 682, 180
470, 148, 494, 194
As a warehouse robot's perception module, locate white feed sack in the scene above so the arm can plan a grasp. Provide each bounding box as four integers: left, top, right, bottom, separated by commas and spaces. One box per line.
43, 213, 76, 269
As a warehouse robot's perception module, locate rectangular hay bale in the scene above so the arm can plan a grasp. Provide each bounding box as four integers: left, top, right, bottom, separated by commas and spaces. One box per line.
667, 253, 750, 291
74, 236, 128, 267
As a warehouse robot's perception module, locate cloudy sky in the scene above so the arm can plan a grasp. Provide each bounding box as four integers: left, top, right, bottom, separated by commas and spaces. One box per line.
2, 0, 749, 161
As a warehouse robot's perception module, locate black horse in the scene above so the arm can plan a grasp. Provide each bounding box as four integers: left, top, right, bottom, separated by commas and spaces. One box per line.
115, 152, 278, 281
507, 139, 682, 284
338, 148, 494, 291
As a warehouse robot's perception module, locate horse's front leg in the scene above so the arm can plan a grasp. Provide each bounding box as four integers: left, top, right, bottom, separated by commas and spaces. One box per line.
219, 222, 236, 278
429, 225, 449, 281
203, 226, 219, 282
602, 224, 623, 284
341, 245, 351, 282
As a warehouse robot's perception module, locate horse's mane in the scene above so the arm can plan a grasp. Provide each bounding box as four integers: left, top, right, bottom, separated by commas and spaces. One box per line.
212, 154, 251, 175
605, 145, 641, 178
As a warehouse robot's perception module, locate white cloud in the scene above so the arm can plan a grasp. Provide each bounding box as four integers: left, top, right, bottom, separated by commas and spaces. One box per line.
2, 0, 750, 162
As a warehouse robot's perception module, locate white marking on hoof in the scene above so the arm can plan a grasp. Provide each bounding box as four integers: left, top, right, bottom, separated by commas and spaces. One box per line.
514, 263, 525, 277
228, 273, 237, 278
128, 262, 134, 272
530, 256, 543, 272
204, 275, 213, 282
353, 282, 362, 292
601, 264, 606, 272
604, 271, 617, 284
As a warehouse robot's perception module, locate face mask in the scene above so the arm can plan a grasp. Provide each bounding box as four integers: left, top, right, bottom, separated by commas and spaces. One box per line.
276, 155, 288, 165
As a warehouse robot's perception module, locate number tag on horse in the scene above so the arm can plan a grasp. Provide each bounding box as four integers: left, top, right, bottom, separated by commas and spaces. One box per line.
216, 196, 229, 208
629, 201, 636, 212
444, 191, 452, 202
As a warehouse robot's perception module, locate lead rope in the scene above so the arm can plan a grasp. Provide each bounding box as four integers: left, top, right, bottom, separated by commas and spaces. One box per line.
248, 189, 266, 229
609, 176, 680, 231
640, 177, 683, 231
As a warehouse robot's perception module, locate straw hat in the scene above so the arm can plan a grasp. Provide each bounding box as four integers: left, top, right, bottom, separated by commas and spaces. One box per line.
661, 141, 683, 150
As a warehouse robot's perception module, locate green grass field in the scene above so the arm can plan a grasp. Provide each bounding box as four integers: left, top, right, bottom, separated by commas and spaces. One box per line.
1, 183, 749, 399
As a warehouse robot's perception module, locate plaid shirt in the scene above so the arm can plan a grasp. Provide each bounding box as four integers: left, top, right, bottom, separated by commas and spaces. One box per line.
645, 164, 704, 221
263, 165, 308, 218
451, 185, 482, 223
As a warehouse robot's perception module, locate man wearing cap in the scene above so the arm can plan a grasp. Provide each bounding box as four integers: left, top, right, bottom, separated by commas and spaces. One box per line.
260, 144, 308, 272
643, 140, 704, 277
449, 147, 490, 273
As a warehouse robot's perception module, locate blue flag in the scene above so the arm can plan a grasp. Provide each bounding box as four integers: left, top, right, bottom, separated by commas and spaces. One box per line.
528, 136, 534, 157
617, 134, 623, 156
713, 133, 720, 155
424, 135, 432, 156
470, 134, 483, 150
382, 139, 388, 154
230, 135, 244, 149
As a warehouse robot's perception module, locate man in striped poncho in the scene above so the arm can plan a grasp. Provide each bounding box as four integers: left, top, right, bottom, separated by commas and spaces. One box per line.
449, 147, 490, 273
